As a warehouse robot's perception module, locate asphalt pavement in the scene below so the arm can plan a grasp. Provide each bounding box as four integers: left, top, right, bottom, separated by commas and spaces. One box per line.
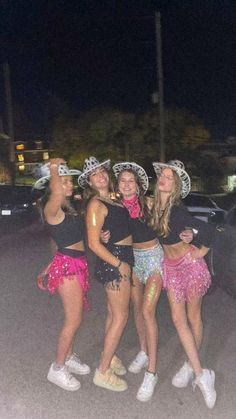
0, 221, 236, 419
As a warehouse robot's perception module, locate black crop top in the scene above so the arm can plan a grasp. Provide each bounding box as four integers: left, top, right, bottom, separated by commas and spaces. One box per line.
101, 200, 131, 243
158, 204, 215, 248
47, 214, 84, 250
129, 218, 156, 243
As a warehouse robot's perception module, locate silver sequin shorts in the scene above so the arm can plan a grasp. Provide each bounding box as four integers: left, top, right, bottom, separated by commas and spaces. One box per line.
133, 244, 163, 284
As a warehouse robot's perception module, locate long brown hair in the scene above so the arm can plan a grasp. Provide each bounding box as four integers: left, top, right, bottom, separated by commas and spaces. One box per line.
37, 185, 78, 222
149, 170, 182, 237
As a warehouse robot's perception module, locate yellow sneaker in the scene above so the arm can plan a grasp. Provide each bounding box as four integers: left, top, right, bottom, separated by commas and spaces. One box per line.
110, 355, 127, 376
93, 368, 128, 392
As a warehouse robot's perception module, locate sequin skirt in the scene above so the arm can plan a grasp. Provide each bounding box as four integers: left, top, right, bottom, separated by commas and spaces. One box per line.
133, 244, 164, 284
95, 244, 134, 289
163, 247, 211, 302
45, 252, 90, 309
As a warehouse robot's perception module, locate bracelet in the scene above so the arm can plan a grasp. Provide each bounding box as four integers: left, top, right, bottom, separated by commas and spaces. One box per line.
117, 260, 122, 268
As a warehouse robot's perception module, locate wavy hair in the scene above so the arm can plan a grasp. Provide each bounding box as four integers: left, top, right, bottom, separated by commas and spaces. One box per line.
149, 170, 182, 237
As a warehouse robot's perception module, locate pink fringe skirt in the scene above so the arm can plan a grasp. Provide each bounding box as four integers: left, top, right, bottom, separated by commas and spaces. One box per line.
42, 252, 90, 309
163, 247, 211, 303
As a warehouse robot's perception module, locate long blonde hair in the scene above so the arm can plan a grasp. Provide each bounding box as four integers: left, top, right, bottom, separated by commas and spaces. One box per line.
149, 170, 182, 237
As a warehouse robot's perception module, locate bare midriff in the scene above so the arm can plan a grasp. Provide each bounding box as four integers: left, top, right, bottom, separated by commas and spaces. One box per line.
115, 235, 133, 246
133, 238, 159, 250
163, 241, 191, 259
66, 240, 85, 252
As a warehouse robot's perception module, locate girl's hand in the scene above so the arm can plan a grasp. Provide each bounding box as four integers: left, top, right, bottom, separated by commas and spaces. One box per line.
100, 230, 111, 243
49, 158, 66, 169
118, 261, 131, 280
180, 229, 193, 243
190, 246, 209, 261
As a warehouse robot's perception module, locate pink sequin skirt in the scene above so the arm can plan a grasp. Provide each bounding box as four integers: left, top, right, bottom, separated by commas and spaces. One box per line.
163, 247, 211, 302
46, 252, 90, 309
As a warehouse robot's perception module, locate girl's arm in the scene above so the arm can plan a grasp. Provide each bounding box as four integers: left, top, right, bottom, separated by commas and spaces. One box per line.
87, 199, 121, 267
44, 158, 66, 223
87, 199, 131, 283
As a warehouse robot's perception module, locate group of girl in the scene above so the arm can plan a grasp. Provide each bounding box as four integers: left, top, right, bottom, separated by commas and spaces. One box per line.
34, 156, 217, 409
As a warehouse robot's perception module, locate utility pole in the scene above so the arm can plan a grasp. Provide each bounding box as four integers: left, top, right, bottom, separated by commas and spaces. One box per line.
155, 12, 165, 162
3, 62, 15, 184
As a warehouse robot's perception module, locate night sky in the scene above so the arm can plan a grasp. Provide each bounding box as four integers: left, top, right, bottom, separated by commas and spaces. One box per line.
1, 0, 236, 140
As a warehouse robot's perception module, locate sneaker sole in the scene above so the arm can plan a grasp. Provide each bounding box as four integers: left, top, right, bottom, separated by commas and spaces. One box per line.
93, 378, 128, 392
67, 366, 91, 375
47, 376, 81, 391
136, 394, 153, 402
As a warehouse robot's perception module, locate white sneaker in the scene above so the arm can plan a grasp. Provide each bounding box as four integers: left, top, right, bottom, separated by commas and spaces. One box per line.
47, 363, 81, 391
136, 372, 158, 402
172, 362, 194, 388
193, 369, 216, 409
65, 353, 90, 375
128, 351, 149, 374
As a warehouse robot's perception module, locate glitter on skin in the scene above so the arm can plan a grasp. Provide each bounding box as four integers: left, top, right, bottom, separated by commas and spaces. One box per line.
147, 281, 157, 304
92, 211, 97, 226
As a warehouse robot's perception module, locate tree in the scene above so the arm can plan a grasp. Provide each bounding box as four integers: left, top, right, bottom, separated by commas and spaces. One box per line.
164, 108, 210, 160
50, 106, 210, 169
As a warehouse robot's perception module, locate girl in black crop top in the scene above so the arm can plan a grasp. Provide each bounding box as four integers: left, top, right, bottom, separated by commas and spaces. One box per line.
150, 160, 216, 408
34, 158, 90, 392
80, 156, 133, 391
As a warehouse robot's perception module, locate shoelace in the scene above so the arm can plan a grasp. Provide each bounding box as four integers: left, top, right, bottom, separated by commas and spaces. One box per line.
62, 366, 74, 382
70, 353, 82, 364
112, 357, 123, 367
106, 371, 121, 385
141, 375, 154, 391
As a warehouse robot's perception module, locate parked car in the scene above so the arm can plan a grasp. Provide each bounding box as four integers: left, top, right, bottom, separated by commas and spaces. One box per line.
225, 205, 236, 227
209, 224, 236, 299
183, 192, 226, 225
0, 185, 39, 219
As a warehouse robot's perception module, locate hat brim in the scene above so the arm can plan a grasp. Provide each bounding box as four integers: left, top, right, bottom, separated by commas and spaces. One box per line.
78, 159, 111, 188
112, 162, 149, 193
33, 169, 82, 190
152, 162, 191, 198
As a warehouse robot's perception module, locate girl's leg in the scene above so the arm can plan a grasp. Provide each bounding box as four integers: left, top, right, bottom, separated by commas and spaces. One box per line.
56, 277, 83, 365
131, 274, 147, 353
187, 296, 203, 350
105, 300, 113, 335
98, 279, 131, 373
167, 290, 202, 377
142, 273, 162, 373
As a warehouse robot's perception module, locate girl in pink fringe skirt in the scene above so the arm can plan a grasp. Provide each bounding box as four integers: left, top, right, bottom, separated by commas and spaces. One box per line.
34, 158, 90, 392
149, 160, 217, 409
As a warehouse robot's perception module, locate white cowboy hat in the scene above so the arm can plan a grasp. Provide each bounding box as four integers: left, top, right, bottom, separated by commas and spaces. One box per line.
112, 162, 149, 193
33, 163, 82, 190
78, 156, 111, 188
152, 160, 191, 198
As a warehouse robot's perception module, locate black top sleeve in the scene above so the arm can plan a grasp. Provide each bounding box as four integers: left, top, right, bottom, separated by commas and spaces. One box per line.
158, 204, 216, 248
